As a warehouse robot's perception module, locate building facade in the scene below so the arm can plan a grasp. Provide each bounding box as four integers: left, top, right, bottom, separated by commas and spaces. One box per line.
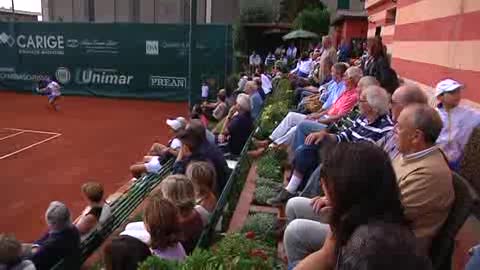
0, 8, 40, 22
41, 0, 239, 24
366, 0, 480, 105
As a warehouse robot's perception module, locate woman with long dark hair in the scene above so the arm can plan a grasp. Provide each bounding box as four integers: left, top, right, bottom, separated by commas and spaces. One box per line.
363, 37, 399, 94
284, 142, 413, 269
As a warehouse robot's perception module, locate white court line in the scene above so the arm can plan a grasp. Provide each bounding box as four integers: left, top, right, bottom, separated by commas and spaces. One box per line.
0, 131, 25, 141
0, 133, 62, 160
4, 128, 61, 136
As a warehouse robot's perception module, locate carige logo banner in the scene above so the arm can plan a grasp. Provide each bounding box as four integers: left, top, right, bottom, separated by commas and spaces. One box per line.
0, 22, 232, 102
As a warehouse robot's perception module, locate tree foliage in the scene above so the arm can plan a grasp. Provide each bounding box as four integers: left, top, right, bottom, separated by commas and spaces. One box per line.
293, 8, 331, 37
279, 0, 326, 22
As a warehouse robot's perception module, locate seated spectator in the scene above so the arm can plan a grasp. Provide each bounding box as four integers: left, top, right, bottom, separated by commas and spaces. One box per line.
285, 142, 408, 269
255, 67, 273, 95
218, 93, 254, 156
74, 182, 111, 239
333, 222, 432, 270
0, 234, 35, 270
26, 201, 80, 270
174, 120, 229, 196
255, 64, 349, 150
298, 82, 423, 197
202, 89, 228, 121
190, 104, 209, 127
244, 80, 264, 120
160, 175, 204, 254
290, 52, 313, 79
103, 235, 151, 270
186, 161, 218, 225
144, 196, 186, 261
392, 104, 454, 255
435, 79, 480, 170
295, 63, 347, 112
292, 76, 379, 153
252, 77, 266, 101
264, 51, 276, 68
288, 67, 363, 151
130, 117, 187, 179
466, 244, 480, 270
375, 83, 429, 160
267, 85, 392, 205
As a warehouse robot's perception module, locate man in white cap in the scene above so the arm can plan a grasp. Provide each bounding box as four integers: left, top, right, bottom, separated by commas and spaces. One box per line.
435, 79, 480, 170
130, 117, 187, 179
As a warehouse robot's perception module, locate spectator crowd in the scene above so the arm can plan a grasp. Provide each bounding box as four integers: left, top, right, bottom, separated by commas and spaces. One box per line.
2, 34, 480, 270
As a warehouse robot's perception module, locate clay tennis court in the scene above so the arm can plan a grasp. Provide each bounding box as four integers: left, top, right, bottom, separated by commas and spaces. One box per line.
0, 91, 188, 242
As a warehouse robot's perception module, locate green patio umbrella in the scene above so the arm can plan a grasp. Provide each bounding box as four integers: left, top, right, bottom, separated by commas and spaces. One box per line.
282, 29, 319, 41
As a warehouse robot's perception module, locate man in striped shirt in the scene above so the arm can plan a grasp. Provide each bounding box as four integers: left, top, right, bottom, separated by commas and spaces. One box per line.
267, 85, 393, 205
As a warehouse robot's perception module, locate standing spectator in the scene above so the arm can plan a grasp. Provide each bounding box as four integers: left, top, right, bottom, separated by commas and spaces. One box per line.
435, 79, 480, 170
244, 81, 264, 120
27, 201, 80, 270
286, 42, 298, 61
103, 235, 151, 270
218, 93, 254, 156
0, 234, 35, 270
315, 36, 337, 85
186, 161, 218, 225
144, 196, 186, 261
249, 51, 261, 75
160, 175, 204, 254
201, 82, 209, 102
363, 38, 399, 94
393, 104, 454, 255
75, 182, 111, 239
337, 38, 351, 63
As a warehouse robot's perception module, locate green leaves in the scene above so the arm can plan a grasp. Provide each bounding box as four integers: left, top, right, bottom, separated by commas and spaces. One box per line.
293, 8, 330, 37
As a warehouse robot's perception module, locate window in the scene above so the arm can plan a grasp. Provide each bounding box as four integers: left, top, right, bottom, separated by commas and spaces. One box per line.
337, 0, 350, 10
131, 0, 140, 23
375, 26, 382, 37
386, 8, 397, 25
86, 0, 95, 22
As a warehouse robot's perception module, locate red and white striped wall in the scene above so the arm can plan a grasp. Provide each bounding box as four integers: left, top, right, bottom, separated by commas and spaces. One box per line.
366, 0, 480, 107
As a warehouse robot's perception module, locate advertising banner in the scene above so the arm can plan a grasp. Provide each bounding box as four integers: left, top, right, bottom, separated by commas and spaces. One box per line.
0, 23, 232, 101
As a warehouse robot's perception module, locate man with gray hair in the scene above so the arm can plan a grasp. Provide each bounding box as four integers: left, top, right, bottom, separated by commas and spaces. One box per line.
393, 104, 453, 256
28, 201, 80, 270
377, 83, 428, 160
267, 85, 393, 205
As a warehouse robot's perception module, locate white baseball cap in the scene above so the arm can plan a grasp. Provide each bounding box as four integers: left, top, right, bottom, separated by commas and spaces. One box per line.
435, 79, 463, 97
166, 117, 187, 131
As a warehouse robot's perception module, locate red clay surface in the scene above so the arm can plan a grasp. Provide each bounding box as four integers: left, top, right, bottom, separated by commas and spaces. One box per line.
0, 91, 188, 242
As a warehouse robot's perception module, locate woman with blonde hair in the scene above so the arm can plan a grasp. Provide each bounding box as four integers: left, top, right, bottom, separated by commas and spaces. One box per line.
160, 175, 204, 254
186, 161, 218, 225
143, 196, 186, 261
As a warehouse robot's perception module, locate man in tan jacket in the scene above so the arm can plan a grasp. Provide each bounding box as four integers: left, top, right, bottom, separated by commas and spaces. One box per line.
393, 104, 454, 256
